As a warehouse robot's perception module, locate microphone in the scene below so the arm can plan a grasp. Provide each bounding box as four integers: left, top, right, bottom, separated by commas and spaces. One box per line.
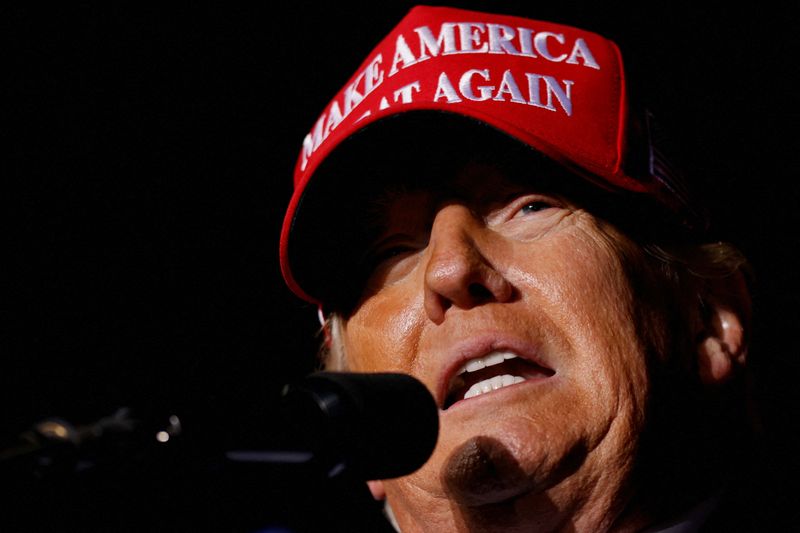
227, 372, 439, 480
1, 373, 438, 485
0, 374, 437, 531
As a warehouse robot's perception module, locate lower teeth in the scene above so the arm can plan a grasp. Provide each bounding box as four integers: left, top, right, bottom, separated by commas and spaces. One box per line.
463, 374, 525, 400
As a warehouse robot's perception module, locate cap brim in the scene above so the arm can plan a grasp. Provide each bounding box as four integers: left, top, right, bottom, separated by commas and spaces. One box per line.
280, 111, 628, 308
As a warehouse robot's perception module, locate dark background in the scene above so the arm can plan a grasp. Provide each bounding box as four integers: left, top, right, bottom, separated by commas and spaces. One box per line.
5, 2, 799, 531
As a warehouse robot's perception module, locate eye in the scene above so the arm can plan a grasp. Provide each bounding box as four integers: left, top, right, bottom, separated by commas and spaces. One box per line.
519, 200, 553, 214
510, 196, 558, 219
371, 245, 415, 266
488, 194, 561, 227
360, 241, 422, 289
363, 238, 421, 273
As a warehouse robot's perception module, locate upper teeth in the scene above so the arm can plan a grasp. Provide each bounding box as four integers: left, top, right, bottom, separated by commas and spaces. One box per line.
457, 351, 518, 375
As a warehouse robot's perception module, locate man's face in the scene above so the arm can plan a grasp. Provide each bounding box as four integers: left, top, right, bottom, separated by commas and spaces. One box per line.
338, 161, 674, 531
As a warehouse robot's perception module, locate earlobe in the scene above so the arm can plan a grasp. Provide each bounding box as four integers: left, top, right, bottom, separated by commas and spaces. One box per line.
695, 272, 750, 386
367, 480, 386, 500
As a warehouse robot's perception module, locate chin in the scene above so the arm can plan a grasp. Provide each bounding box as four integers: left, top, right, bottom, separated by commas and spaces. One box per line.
414, 413, 575, 504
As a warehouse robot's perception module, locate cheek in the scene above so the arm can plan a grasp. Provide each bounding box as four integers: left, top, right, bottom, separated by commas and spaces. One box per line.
342, 285, 425, 374
515, 227, 651, 427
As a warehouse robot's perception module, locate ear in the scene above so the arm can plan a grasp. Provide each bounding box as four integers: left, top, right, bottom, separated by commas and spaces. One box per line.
695, 270, 751, 386
367, 480, 386, 500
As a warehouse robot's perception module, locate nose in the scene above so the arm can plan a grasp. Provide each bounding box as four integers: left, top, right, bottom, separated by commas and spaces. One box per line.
423, 204, 513, 324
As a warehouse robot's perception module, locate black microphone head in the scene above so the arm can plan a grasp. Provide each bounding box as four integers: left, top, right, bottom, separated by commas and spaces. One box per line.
281, 372, 439, 480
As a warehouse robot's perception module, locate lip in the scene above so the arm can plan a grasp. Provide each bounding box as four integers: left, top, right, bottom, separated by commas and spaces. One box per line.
436, 333, 554, 410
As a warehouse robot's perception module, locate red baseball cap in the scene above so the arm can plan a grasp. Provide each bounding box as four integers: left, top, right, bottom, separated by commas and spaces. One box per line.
280, 5, 704, 306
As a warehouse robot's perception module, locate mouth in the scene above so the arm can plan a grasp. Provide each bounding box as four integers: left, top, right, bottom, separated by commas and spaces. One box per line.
442, 351, 555, 410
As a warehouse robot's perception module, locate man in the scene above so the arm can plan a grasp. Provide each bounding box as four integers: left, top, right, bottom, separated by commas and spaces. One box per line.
279, 6, 764, 532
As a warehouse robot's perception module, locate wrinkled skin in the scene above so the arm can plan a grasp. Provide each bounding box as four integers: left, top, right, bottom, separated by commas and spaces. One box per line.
337, 163, 693, 532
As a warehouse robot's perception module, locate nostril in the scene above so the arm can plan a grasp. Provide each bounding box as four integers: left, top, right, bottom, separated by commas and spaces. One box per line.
468, 283, 493, 302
